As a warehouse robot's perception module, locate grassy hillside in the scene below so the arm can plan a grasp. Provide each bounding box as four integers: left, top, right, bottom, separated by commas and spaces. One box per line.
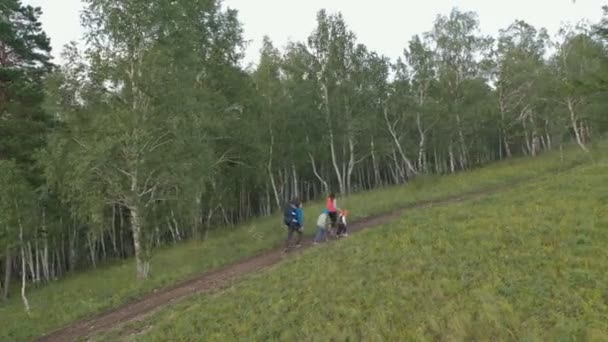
98, 153, 608, 341
0, 147, 593, 340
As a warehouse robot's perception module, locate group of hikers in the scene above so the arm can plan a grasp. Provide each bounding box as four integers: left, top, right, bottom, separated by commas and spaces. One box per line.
282, 193, 349, 252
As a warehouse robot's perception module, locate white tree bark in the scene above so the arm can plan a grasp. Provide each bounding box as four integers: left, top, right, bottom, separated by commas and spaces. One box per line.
291, 163, 299, 198
167, 218, 177, 243
416, 113, 427, 172
346, 132, 356, 194
448, 144, 456, 174
370, 138, 381, 187
130, 204, 149, 280
383, 105, 418, 177
321, 82, 345, 194
3, 247, 10, 301
42, 209, 50, 282
267, 128, 281, 209
455, 115, 468, 168
567, 97, 589, 152
307, 150, 329, 194
26, 242, 35, 283
86, 233, 96, 269
110, 205, 118, 254
170, 209, 181, 241
129, 171, 149, 280
16, 203, 30, 313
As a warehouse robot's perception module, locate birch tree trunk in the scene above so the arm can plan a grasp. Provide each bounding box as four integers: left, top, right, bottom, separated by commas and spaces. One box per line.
449, 144, 456, 174
370, 138, 381, 187
567, 97, 589, 152
390, 148, 406, 182
128, 169, 149, 279
498, 92, 513, 158
34, 239, 41, 283
40, 208, 49, 281
383, 105, 418, 176
16, 205, 30, 313
346, 132, 356, 195
130, 203, 149, 280
3, 246, 10, 301
503, 133, 512, 158
522, 119, 532, 155
416, 112, 428, 172
322, 82, 345, 194
170, 210, 181, 241
308, 151, 329, 194
167, 218, 177, 243
456, 115, 467, 168
530, 116, 540, 157
291, 164, 299, 198
26, 242, 35, 283
86, 233, 96, 269
43, 237, 49, 282
110, 205, 118, 255
69, 219, 77, 272
267, 128, 281, 209
119, 206, 125, 258
20, 245, 30, 313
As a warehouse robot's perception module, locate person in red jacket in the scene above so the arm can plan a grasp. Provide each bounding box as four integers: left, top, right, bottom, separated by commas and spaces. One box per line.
326, 193, 338, 232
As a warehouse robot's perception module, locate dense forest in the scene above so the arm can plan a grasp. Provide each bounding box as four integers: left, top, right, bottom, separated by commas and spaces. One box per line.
1, 0, 607, 310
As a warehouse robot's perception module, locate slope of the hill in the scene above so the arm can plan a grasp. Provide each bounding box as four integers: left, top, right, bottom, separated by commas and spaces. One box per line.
0, 147, 592, 341
97, 154, 608, 341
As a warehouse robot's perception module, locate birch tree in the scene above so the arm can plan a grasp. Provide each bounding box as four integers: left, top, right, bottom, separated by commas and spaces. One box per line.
495, 21, 550, 157
427, 9, 493, 170
0, 160, 36, 312
552, 26, 605, 152
404, 35, 440, 172
43, 0, 243, 279
307, 10, 359, 194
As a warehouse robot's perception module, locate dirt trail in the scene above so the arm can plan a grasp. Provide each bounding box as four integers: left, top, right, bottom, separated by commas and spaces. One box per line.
37, 180, 532, 342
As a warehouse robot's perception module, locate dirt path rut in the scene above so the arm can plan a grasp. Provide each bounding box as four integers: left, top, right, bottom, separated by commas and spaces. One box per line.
37, 180, 531, 342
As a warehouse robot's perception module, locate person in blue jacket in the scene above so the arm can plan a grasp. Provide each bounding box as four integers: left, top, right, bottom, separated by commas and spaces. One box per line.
283, 197, 304, 252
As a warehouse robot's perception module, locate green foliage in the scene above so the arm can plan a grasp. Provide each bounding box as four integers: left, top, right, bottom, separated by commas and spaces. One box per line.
99, 150, 608, 341
0, 0, 52, 181
0, 146, 591, 340
0, 160, 36, 249
40, 0, 254, 278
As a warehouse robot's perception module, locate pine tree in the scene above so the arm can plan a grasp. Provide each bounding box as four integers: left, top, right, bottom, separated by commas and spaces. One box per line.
0, 0, 53, 181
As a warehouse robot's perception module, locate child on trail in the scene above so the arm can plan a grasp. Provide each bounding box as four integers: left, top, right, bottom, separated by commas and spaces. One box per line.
336, 209, 348, 238
326, 193, 338, 230
283, 198, 304, 252
313, 209, 332, 245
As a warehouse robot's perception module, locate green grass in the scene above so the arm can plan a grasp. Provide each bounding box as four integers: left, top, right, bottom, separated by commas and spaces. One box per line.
0, 146, 595, 341
98, 154, 608, 341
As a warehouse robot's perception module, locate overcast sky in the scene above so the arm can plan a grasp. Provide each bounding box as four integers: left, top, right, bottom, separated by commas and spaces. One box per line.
25, 0, 606, 66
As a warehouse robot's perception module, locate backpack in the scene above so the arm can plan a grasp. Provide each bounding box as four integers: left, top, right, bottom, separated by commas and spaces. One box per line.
283, 204, 297, 226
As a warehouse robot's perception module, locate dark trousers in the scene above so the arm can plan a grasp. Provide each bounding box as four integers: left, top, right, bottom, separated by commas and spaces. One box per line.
285, 223, 302, 248
337, 223, 347, 236
328, 211, 337, 227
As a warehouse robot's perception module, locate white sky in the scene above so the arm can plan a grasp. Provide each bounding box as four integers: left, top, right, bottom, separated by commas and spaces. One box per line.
25, 0, 607, 67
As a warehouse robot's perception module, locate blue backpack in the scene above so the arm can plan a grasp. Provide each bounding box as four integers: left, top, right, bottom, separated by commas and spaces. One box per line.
283, 204, 297, 226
